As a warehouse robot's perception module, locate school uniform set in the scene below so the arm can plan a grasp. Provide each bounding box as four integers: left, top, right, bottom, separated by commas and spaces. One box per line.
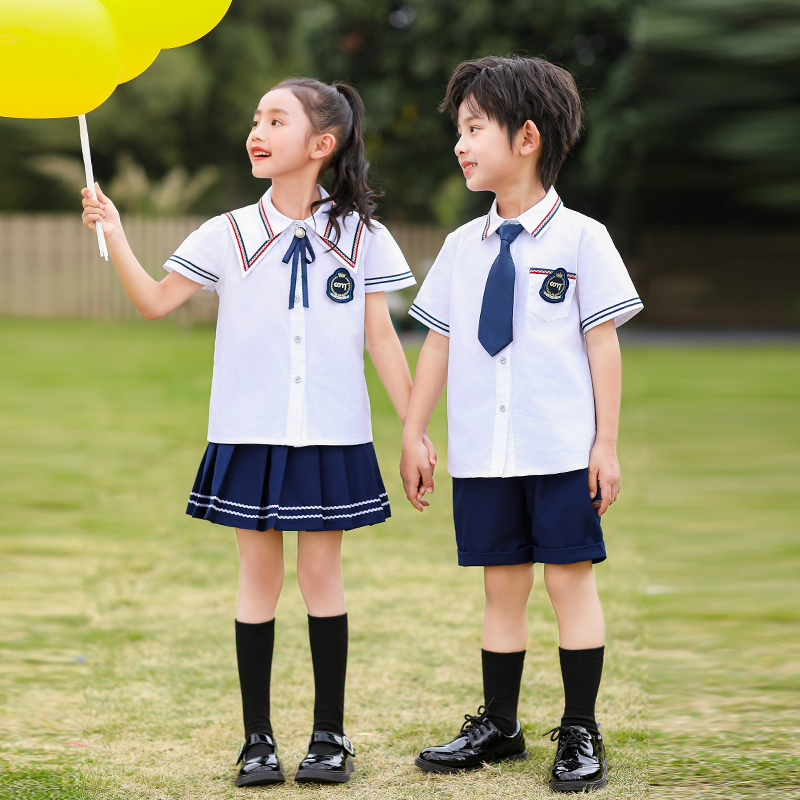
164, 186, 415, 785
408, 187, 642, 791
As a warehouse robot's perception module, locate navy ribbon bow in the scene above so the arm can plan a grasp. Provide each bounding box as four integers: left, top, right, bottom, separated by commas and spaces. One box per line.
282, 226, 316, 309
478, 222, 524, 356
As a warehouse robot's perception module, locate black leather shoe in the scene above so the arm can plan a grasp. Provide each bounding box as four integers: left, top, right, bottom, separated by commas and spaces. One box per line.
234, 732, 285, 787
294, 731, 355, 784
544, 725, 608, 792
415, 705, 528, 773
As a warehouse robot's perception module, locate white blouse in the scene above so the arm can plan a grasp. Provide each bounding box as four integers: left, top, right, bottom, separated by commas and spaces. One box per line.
165, 187, 416, 446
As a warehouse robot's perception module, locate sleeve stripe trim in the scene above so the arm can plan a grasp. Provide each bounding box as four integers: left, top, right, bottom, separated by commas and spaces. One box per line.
364, 270, 414, 283
168, 255, 219, 282
409, 303, 449, 333
581, 299, 642, 329
364, 272, 415, 286
581, 297, 641, 327
409, 308, 449, 334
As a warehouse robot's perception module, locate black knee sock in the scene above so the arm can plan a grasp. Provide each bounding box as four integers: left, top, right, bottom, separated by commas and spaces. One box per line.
307, 613, 348, 755
235, 619, 275, 757
559, 645, 604, 735
482, 649, 526, 735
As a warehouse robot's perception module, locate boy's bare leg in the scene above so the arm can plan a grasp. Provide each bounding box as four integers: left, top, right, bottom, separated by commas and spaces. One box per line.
544, 561, 605, 730
477, 563, 534, 736
544, 561, 604, 649
544, 560, 607, 791
483, 563, 534, 651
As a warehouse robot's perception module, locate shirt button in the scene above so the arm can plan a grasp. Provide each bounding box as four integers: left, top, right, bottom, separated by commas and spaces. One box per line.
294, 336, 302, 343
499, 357, 507, 364
294, 295, 300, 303
499, 405, 506, 412
294, 376, 302, 383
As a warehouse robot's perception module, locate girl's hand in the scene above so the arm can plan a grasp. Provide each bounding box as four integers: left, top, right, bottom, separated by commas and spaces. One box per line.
422, 432, 438, 469
81, 183, 122, 240
400, 434, 435, 512
588, 440, 620, 517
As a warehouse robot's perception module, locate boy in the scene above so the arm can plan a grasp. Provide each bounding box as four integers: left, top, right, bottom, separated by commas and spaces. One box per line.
400, 56, 642, 792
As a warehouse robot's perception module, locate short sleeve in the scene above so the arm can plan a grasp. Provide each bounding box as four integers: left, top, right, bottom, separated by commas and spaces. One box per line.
361, 223, 416, 293
576, 223, 643, 333
407, 232, 456, 337
163, 215, 229, 292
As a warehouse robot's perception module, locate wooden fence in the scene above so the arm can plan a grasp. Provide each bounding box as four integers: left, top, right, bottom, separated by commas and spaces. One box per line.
3, 215, 798, 328
0, 215, 448, 324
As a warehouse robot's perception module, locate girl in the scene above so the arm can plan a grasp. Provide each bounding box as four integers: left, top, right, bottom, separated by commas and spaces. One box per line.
81, 78, 434, 787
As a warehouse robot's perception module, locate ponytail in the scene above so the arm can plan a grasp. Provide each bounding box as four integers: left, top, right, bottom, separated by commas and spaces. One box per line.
272, 78, 379, 245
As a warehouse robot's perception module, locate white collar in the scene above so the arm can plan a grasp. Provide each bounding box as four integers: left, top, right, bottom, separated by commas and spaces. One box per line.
224, 186, 366, 278
481, 186, 563, 241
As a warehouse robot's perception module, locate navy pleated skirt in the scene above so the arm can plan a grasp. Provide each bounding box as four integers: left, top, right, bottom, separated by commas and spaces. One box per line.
186, 442, 391, 531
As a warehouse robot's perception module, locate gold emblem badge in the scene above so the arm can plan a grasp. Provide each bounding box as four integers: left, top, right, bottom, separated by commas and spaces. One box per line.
539, 268, 568, 303
327, 268, 354, 303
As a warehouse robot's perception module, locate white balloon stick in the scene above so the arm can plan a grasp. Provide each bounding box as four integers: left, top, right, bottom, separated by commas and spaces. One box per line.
78, 114, 108, 261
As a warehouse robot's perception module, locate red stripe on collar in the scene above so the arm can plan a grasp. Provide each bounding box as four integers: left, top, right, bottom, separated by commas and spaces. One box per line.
258, 196, 275, 239
225, 210, 281, 274
323, 217, 365, 269
532, 197, 562, 237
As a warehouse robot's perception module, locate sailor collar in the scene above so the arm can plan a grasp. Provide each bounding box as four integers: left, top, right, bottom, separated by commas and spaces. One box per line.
481, 185, 563, 241
224, 186, 366, 278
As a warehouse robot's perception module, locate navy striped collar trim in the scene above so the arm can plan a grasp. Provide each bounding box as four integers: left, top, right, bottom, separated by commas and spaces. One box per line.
224, 187, 365, 277
481, 188, 563, 241
225, 194, 283, 275
322, 217, 365, 270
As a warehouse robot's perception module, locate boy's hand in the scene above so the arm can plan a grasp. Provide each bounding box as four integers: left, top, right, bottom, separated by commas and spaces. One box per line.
81, 183, 121, 240
400, 434, 436, 511
588, 440, 620, 517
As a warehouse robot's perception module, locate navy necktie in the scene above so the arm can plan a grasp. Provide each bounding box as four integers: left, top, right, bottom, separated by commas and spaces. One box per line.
478, 222, 524, 356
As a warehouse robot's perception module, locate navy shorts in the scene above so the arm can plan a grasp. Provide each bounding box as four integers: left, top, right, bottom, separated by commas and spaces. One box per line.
452, 468, 605, 566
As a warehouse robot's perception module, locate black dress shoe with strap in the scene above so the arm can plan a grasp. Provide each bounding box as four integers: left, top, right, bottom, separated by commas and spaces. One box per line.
294, 731, 355, 784
415, 705, 528, 773
234, 732, 285, 787
544, 725, 608, 792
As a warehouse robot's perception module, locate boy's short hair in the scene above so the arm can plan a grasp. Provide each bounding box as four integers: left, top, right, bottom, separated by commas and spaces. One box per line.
441, 55, 582, 190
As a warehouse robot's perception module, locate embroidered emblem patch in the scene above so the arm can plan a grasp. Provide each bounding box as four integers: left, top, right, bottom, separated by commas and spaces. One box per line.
327, 268, 354, 303
539, 268, 569, 303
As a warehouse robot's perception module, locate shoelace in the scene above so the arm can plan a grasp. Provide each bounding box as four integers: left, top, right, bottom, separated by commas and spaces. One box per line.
542, 726, 590, 759
460, 702, 494, 735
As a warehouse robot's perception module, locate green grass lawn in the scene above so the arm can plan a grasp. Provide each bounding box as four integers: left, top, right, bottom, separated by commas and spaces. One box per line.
0, 318, 796, 799
633, 343, 800, 799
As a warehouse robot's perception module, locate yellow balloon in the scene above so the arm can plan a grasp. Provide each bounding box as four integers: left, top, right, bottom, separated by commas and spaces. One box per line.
95, 0, 158, 83
0, 0, 124, 119
118, 39, 160, 84
98, 0, 230, 82
99, 0, 231, 53
157, 0, 232, 49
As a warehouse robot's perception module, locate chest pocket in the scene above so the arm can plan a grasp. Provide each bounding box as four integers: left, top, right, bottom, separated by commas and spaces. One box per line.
526, 267, 577, 322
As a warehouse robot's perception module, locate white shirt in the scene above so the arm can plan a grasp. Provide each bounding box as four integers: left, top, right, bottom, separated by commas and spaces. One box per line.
409, 187, 643, 478
164, 187, 416, 445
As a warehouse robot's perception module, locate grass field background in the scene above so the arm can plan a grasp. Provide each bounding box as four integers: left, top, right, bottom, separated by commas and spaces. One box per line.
0, 318, 797, 798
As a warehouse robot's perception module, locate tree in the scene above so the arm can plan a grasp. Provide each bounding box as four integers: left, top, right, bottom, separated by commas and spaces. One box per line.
294, 0, 643, 227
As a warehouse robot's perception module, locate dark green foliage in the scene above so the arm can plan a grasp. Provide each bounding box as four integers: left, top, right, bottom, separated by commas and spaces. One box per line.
295, 0, 640, 225
0, 0, 796, 231
641, 0, 800, 227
